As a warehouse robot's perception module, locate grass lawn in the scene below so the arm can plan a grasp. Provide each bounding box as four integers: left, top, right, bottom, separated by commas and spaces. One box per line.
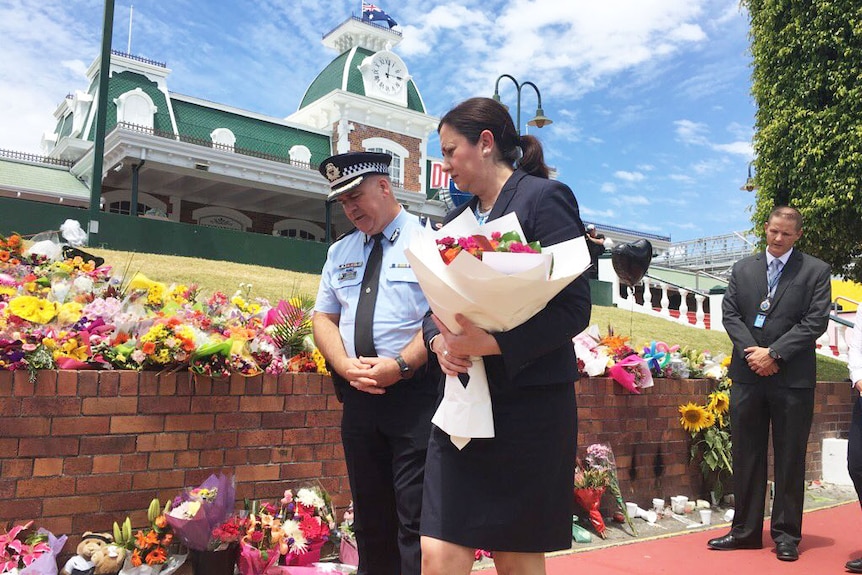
86, 247, 850, 382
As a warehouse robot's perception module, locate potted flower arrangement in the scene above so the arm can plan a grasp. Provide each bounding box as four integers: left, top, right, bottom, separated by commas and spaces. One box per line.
679, 355, 733, 503
278, 487, 336, 566
166, 473, 237, 575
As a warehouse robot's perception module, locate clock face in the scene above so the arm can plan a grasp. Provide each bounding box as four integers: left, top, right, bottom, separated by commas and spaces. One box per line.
370, 53, 405, 96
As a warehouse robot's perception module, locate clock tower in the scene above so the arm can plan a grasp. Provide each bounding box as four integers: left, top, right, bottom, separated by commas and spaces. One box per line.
287, 14, 439, 228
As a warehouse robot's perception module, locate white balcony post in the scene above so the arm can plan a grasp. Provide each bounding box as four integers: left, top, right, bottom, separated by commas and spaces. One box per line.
642, 279, 653, 313
678, 289, 689, 325
660, 284, 670, 319
837, 324, 850, 361
694, 294, 706, 329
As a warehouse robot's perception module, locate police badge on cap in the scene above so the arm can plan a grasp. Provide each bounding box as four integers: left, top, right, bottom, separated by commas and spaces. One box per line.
318, 152, 392, 202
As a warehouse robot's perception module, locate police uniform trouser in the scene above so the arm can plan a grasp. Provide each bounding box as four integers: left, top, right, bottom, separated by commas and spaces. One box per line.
341, 381, 436, 575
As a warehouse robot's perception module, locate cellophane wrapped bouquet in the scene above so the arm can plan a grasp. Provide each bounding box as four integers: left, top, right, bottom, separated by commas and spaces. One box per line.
166, 473, 236, 551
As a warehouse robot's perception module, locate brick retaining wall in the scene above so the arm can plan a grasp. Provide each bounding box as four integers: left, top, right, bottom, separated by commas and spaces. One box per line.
0, 371, 852, 552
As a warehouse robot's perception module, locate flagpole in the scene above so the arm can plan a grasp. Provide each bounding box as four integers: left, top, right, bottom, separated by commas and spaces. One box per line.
127, 4, 133, 54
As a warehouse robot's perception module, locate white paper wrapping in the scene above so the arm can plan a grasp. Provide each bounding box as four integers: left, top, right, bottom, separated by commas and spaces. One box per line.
405, 210, 591, 448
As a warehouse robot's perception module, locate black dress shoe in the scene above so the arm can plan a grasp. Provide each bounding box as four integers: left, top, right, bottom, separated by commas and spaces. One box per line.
776, 542, 799, 562
845, 557, 862, 572
707, 534, 762, 550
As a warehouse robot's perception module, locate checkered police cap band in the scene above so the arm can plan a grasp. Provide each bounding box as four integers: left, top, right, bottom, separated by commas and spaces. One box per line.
320, 151, 392, 201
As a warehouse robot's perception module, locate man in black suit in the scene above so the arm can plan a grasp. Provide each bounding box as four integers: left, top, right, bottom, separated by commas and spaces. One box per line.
708, 205, 831, 562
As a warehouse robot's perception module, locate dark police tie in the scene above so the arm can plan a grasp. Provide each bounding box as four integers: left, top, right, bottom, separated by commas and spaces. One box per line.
354, 233, 384, 357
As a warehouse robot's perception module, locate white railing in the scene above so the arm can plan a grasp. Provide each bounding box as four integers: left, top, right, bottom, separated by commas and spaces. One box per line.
597, 258, 720, 330
815, 297, 857, 362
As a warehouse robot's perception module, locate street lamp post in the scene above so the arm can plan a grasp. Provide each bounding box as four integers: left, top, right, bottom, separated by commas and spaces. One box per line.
740, 160, 757, 192
492, 74, 553, 136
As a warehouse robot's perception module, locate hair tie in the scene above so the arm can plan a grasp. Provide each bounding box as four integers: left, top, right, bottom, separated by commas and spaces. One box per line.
512, 145, 523, 167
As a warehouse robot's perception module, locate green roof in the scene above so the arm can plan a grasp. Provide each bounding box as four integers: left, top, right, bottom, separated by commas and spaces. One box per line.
88, 71, 173, 140
299, 48, 426, 113
646, 264, 728, 293
171, 99, 332, 164
0, 159, 90, 201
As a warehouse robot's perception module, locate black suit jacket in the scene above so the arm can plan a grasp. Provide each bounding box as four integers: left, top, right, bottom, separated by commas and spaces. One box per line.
423, 169, 592, 390
722, 249, 831, 388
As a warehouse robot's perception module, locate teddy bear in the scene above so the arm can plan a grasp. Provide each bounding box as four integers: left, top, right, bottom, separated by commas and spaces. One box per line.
60, 532, 114, 575
91, 541, 126, 575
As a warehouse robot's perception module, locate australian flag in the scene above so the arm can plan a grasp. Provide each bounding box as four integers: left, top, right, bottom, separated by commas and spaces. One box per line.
362, 2, 398, 28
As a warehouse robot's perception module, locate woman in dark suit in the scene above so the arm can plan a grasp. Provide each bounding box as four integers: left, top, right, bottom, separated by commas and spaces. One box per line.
420, 97, 592, 574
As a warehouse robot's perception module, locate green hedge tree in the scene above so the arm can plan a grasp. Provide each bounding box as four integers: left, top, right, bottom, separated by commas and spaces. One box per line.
743, 0, 862, 281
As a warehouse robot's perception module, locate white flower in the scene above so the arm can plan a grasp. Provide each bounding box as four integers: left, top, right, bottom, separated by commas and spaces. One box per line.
296, 487, 324, 510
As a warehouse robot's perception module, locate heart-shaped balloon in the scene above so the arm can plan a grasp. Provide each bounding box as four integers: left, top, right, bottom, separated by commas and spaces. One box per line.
611, 239, 653, 286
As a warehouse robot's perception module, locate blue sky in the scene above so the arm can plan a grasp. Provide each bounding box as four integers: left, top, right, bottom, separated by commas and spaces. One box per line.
0, 0, 758, 242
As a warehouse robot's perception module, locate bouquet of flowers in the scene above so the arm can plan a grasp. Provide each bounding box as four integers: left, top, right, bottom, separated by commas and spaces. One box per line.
573, 461, 612, 538
573, 325, 653, 393
278, 486, 335, 566
584, 443, 637, 536
405, 210, 590, 449
116, 498, 186, 575
679, 355, 732, 502
237, 503, 286, 575
0, 521, 67, 574
166, 473, 236, 551
435, 230, 541, 264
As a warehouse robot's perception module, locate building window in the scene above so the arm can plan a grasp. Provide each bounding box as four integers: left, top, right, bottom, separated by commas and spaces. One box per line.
114, 88, 158, 129
107, 200, 150, 216
272, 219, 326, 242
210, 128, 236, 151
363, 137, 410, 188
192, 206, 252, 231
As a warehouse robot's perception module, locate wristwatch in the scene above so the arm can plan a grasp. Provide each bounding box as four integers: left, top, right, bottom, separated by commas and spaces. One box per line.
395, 354, 411, 378
768, 348, 781, 360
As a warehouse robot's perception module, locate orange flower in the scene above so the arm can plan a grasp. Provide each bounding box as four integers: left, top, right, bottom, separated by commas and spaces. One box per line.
145, 546, 167, 565
154, 515, 167, 529
135, 529, 159, 548
7, 234, 21, 248
131, 549, 143, 567
142, 341, 156, 354
0, 251, 9, 262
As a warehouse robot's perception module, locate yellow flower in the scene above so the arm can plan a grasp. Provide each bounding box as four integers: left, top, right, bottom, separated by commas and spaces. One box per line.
0, 286, 16, 297
708, 391, 730, 415
8, 295, 58, 324
57, 301, 84, 325
679, 402, 714, 434
313, 348, 329, 375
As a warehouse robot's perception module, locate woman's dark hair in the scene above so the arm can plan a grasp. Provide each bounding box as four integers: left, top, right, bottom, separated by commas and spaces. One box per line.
438, 97, 550, 179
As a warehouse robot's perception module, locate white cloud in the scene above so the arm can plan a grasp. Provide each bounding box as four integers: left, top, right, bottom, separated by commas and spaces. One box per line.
674, 119, 710, 145
713, 141, 753, 156
581, 206, 616, 220
615, 170, 646, 182
601, 182, 617, 194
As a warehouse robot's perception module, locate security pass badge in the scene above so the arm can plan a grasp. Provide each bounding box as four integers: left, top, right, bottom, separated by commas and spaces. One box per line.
337, 261, 362, 282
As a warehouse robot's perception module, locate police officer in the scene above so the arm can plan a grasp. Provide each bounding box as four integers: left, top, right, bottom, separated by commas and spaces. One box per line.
312, 152, 438, 575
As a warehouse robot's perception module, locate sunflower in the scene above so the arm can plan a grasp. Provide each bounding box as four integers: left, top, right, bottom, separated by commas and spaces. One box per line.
708, 391, 730, 415
678, 402, 713, 434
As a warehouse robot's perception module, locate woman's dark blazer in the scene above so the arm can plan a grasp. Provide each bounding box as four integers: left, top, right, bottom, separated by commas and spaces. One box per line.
423, 169, 592, 390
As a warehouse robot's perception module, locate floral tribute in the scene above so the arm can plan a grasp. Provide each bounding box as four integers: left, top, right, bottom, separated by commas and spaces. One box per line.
0, 230, 329, 380
573, 459, 611, 538
167, 473, 236, 551
0, 520, 66, 574
435, 230, 540, 264
113, 498, 185, 574
679, 354, 733, 502
584, 443, 637, 536
573, 325, 653, 393
277, 487, 336, 566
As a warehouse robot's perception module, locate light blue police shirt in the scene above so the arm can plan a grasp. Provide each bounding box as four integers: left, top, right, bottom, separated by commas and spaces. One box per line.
315, 208, 429, 358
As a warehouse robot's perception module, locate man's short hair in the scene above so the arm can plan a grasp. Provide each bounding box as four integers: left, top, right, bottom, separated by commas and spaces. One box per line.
768, 205, 803, 231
